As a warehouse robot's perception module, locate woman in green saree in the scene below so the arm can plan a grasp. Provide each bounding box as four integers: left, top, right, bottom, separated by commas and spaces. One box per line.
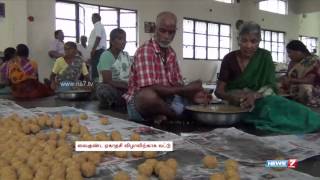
215, 21, 320, 134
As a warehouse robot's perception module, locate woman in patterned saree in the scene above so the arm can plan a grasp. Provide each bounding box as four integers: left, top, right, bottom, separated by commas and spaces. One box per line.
0, 45, 53, 98
0, 47, 15, 94
215, 21, 320, 134
50, 41, 90, 91
0, 47, 16, 87
279, 40, 320, 107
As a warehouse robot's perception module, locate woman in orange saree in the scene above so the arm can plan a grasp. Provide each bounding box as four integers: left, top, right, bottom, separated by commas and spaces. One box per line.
3, 44, 53, 98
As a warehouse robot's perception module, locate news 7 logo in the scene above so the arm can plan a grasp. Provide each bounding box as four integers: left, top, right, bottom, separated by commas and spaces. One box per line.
288, 159, 297, 168
265, 159, 297, 169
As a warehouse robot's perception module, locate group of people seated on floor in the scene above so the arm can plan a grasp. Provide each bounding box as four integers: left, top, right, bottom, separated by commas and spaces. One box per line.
1, 11, 320, 134
0, 42, 90, 97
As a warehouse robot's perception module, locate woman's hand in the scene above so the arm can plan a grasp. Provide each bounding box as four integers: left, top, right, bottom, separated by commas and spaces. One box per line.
50, 81, 58, 90
282, 77, 291, 86
240, 92, 261, 108
279, 77, 291, 93
227, 91, 246, 106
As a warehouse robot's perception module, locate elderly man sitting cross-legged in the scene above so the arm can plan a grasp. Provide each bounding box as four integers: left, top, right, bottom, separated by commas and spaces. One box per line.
123, 11, 210, 124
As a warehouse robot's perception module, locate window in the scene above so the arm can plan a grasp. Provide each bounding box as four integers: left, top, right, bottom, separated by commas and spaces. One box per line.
55, 1, 137, 56
79, 4, 99, 40
183, 18, 231, 60
55, 2, 77, 42
214, 0, 233, 3
299, 36, 318, 54
259, 0, 287, 15
260, 29, 285, 63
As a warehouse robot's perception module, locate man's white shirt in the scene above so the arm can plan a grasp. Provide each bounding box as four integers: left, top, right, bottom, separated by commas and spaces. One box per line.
88, 21, 106, 51
77, 44, 90, 62
49, 39, 64, 55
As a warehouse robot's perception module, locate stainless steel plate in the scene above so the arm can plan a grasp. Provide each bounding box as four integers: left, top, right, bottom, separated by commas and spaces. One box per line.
57, 90, 91, 100
186, 104, 249, 113
186, 104, 249, 126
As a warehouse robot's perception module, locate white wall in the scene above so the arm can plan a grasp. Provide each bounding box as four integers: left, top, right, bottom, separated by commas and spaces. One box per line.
298, 12, 320, 54
294, 0, 320, 14
298, 13, 320, 37
1, 0, 320, 82
0, 0, 28, 51
27, 0, 55, 79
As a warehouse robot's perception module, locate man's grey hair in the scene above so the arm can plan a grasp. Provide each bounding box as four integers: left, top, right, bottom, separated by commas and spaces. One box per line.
238, 21, 261, 41
155, 11, 177, 26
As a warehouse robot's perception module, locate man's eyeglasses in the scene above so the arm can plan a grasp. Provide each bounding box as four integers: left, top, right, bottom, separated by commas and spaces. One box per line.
158, 28, 176, 35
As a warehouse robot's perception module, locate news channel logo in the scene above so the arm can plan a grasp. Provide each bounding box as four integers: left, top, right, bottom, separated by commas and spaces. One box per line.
265, 159, 297, 169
